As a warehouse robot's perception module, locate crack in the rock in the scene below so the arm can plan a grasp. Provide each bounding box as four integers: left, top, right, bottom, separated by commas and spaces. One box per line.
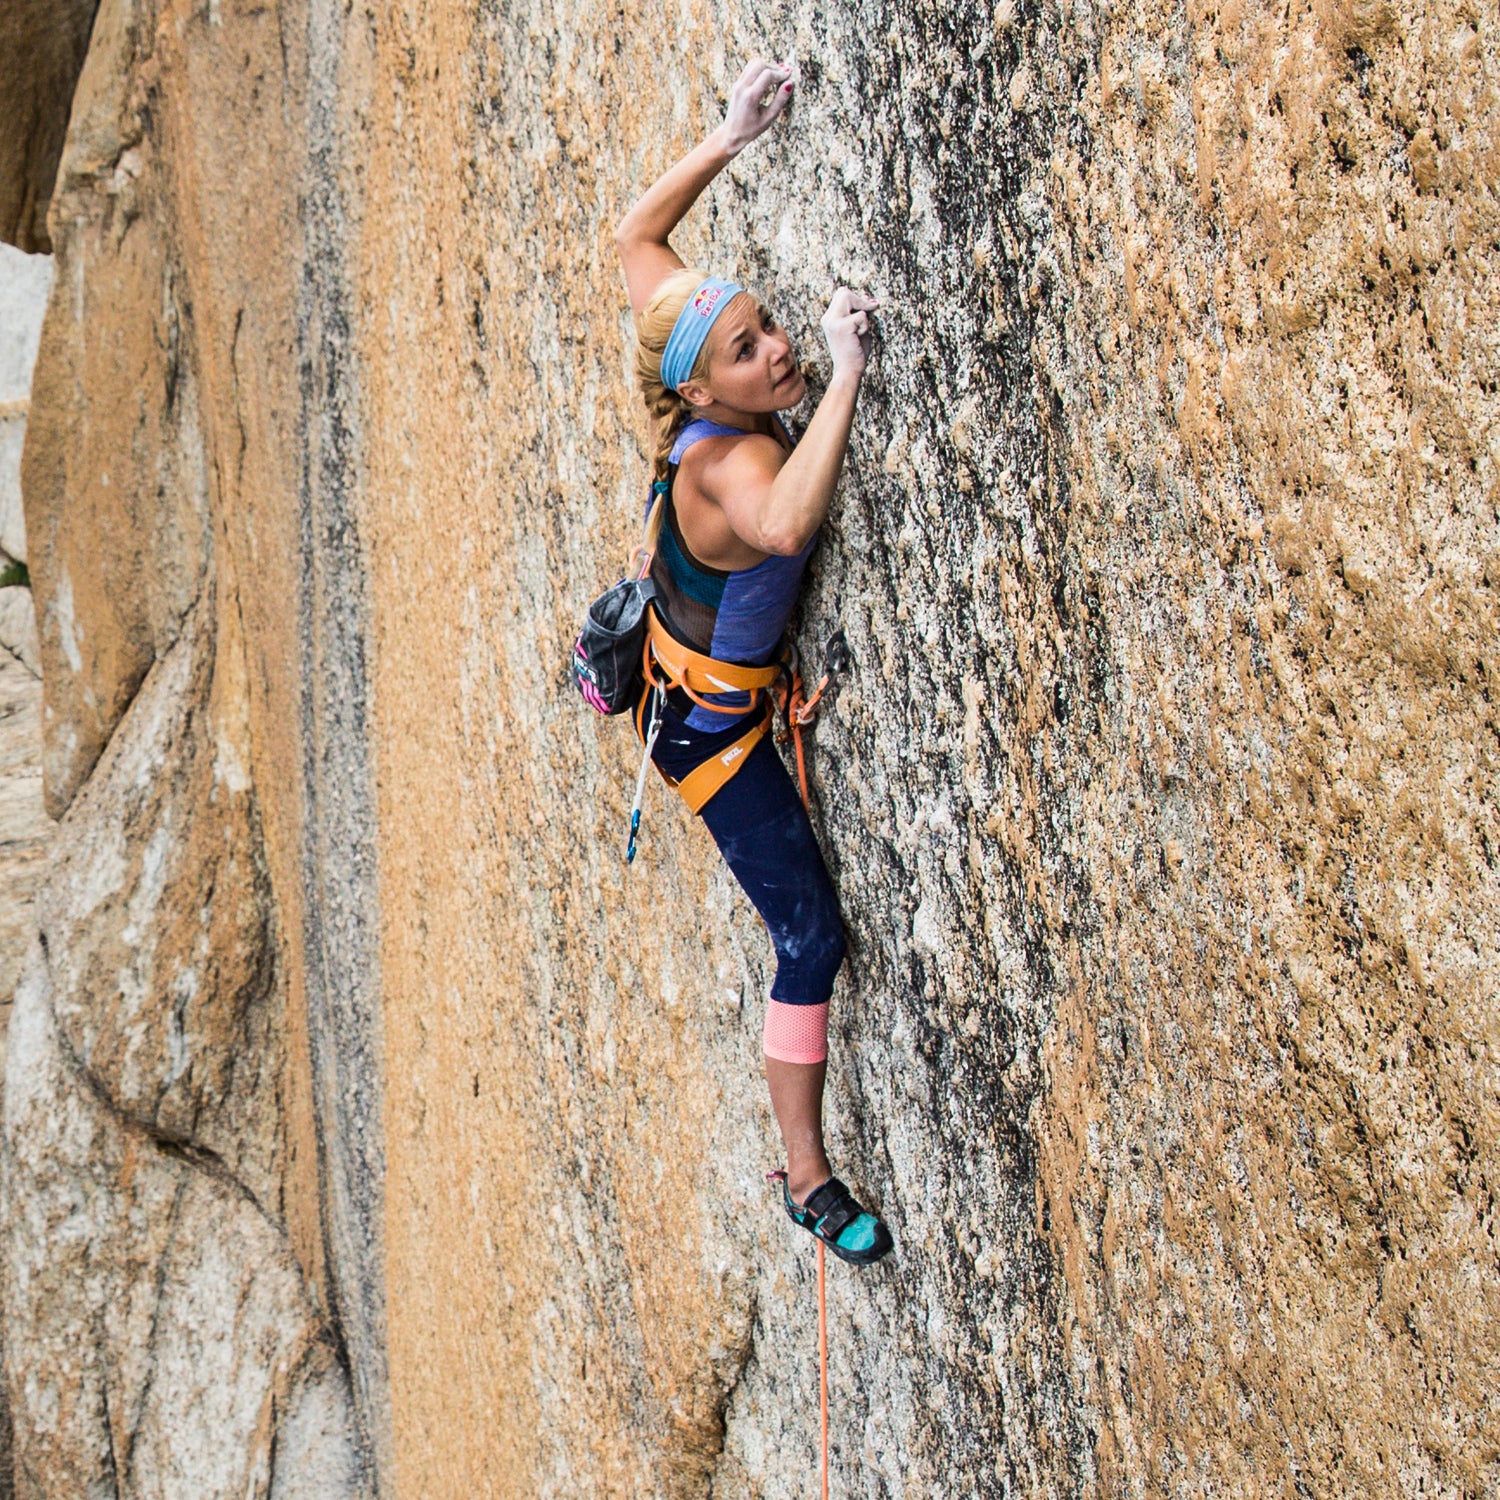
0, 638, 40, 682
10, 936, 358, 1493
36, 933, 305, 1269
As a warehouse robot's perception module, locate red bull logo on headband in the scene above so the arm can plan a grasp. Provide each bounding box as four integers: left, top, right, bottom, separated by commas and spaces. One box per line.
693, 284, 727, 318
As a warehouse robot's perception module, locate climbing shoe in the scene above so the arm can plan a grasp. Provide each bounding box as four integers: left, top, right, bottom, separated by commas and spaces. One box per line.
770, 1171, 894, 1266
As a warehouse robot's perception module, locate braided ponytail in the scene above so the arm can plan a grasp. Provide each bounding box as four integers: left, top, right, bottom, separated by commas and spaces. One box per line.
633, 267, 714, 485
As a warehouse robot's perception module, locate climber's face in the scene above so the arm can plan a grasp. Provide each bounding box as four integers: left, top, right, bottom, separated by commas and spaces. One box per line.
686, 294, 806, 413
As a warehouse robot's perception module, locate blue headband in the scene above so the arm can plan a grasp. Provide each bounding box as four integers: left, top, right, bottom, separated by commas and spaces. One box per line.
660, 277, 745, 392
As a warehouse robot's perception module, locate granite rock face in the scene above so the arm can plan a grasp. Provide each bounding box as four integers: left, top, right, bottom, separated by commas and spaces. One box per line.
4, 937, 364, 1499
0, 226, 53, 1500
2, 0, 1496, 1496
0, 648, 47, 1500
4, 0, 380, 1489
0, 646, 46, 1046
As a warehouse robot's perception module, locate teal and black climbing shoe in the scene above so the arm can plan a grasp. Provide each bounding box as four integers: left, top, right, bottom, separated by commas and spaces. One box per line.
771, 1171, 894, 1266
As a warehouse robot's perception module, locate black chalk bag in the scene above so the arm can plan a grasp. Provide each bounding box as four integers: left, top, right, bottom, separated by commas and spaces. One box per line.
570, 575, 656, 715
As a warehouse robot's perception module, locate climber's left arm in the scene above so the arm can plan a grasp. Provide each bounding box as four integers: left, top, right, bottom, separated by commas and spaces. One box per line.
615, 58, 794, 317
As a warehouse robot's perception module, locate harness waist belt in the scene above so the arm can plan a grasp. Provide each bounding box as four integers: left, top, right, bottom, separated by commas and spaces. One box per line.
644, 606, 781, 711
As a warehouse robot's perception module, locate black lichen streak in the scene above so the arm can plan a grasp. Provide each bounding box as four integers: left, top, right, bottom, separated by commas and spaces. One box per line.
293, 0, 389, 1488
780, 3, 1105, 1493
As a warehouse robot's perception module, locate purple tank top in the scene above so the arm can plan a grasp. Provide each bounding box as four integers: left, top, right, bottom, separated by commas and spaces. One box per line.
649, 419, 815, 729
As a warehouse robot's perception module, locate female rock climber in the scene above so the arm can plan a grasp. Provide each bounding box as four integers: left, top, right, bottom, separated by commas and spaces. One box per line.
613, 57, 892, 1266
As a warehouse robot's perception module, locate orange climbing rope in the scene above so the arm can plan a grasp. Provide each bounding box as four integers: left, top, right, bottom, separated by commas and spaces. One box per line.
780, 674, 814, 806
776, 629, 847, 807
776, 648, 834, 1500
818, 1239, 830, 1500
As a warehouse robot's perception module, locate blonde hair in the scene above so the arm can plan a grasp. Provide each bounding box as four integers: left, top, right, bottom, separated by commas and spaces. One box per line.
634, 267, 716, 489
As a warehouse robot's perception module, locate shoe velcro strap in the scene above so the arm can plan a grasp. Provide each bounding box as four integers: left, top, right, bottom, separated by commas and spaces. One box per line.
804, 1176, 862, 1239
815, 1197, 861, 1240
801, 1177, 849, 1217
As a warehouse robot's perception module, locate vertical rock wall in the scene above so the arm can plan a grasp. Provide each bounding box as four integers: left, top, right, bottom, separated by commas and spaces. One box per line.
4, 0, 377, 1490
1026, 3, 1500, 1492
1, 0, 1495, 1496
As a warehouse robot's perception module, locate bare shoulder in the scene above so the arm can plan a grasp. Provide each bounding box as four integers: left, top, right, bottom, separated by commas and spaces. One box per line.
691, 431, 786, 503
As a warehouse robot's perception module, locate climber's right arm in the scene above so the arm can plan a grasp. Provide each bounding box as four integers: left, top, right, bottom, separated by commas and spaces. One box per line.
614, 59, 794, 317
702, 288, 877, 557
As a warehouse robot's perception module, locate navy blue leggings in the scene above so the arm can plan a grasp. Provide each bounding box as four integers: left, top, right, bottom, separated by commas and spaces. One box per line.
652, 704, 846, 1006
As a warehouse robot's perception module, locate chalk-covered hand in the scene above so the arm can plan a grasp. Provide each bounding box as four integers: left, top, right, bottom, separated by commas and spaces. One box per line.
821, 288, 879, 378
719, 58, 795, 156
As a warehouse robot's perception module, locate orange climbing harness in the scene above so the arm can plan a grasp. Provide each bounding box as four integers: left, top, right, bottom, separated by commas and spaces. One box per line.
634, 606, 782, 813
642, 604, 783, 717
630, 611, 849, 821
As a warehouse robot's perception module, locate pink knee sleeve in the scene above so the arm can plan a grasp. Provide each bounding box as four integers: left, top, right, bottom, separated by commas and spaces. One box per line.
763, 1000, 829, 1064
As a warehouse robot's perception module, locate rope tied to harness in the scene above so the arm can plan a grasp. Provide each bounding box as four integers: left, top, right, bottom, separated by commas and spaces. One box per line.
769, 633, 847, 1500
623, 610, 847, 1489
